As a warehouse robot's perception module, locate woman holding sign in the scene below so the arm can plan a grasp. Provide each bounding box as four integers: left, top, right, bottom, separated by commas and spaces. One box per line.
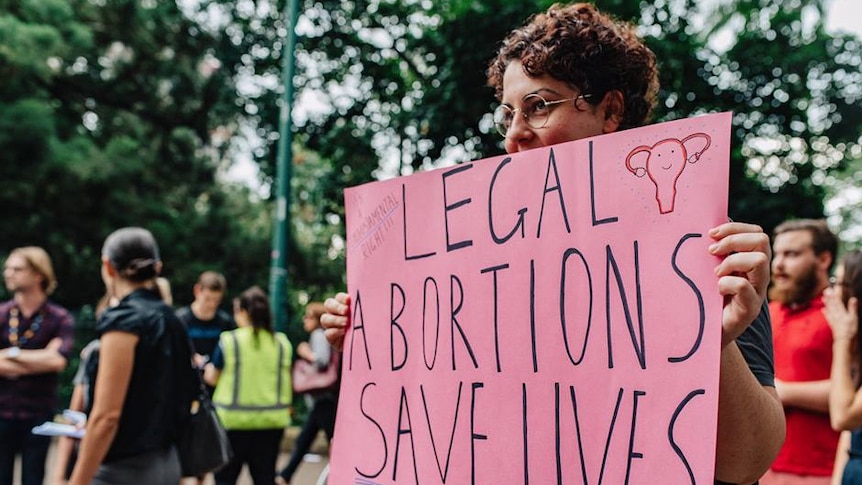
825, 250, 862, 484
322, 3, 784, 484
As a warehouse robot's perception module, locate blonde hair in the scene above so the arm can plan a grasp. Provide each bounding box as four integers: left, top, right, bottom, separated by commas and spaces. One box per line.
196, 271, 227, 292
155, 277, 173, 305
305, 301, 326, 320
9, 246, 57, 295
304, 301, 326, 330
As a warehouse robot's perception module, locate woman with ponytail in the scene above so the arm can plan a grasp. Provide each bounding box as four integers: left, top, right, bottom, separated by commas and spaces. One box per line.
69, 227, 192, 485
204, 286, 293, 485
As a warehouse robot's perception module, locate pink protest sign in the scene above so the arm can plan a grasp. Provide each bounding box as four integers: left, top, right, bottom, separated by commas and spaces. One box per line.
332, 113, 731, 485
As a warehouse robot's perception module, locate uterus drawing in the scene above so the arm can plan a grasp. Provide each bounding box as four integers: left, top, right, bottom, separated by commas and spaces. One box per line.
624, 133, 712, 214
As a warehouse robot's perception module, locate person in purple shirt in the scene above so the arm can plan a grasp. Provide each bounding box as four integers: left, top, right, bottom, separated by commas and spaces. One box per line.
0, 246, 74, 485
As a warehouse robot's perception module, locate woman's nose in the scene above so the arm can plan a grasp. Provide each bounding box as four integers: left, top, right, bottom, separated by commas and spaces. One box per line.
505, 113, 532, 149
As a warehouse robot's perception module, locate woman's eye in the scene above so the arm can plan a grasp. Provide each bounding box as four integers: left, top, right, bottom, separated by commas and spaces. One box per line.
528, 100, 548, 115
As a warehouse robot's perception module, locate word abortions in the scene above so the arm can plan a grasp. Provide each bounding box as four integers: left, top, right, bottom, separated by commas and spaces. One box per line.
334, 114, 731, 485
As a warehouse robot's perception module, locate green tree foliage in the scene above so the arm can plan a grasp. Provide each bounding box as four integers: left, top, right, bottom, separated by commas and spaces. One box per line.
251, 0, 860, 236
825, 152, 862, 250
656, 0, 862, 233
0, 0, 271, 310
1, 0, 859, 335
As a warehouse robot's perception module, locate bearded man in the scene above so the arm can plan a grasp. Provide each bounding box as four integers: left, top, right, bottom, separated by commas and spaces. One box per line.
761, 219, 840, 485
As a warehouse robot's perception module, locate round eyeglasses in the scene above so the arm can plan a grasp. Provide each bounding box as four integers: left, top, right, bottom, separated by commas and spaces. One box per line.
493, 93, 592, 137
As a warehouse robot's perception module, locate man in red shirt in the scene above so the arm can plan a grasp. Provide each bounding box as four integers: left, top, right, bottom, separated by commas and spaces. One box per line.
762, 219, 839, 484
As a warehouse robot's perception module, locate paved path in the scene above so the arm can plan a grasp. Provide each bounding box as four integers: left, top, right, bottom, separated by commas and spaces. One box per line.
28, 429, 329, 485
186, 451, 328, 485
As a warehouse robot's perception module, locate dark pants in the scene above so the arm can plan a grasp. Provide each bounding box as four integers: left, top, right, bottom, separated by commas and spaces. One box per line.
0, 416, 52, 485
214, 428, 283, 485
92, 446, 181, 485
279, 397, 336, 482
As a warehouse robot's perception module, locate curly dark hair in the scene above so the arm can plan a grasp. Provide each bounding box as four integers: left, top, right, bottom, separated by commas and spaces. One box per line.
487, 3, 659, 130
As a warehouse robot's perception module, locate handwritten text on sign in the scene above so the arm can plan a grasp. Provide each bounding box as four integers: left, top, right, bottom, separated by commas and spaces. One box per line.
331, 113, 731, 485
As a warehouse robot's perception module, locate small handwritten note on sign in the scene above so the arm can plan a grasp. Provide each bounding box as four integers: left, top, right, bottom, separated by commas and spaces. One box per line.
331, 113, 731, 485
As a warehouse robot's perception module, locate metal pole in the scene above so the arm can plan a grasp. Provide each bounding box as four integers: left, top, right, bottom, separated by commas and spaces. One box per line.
269, 0, 299, 332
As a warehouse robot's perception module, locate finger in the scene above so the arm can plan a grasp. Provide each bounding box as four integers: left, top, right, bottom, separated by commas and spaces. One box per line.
716, 273, 761, 300
320, 312, 348, 330
335, 292, 351, 305
323, 328, 345, 351
822, 290, 842, 311
708, 231, 770, 258
714, 251, 770, 276
717, 275, 762, 344
822, 300, 841, 319
324, 294, 350, 317
709, 222, 764, 239
714, 251, 770, 297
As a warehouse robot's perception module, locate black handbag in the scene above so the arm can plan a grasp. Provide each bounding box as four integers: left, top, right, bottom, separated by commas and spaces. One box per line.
177, 375, 233, 477
143, 297, 232, 478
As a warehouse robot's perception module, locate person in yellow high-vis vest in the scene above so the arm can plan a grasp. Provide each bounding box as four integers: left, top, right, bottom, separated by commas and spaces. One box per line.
203, 286, 292, 485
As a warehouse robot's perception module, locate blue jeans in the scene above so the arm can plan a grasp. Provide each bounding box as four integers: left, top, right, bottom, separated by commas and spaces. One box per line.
0, 416, 52, 485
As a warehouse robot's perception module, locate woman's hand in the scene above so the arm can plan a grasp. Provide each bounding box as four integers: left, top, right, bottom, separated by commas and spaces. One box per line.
203, 361, 221, 387
296, 341, 316, 362
321, 292, 351, 350
824, 286, 859, 342
708, 222, 770, 347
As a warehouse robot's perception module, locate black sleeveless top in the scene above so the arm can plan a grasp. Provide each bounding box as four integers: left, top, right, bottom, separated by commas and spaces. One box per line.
86, 288, 189, 462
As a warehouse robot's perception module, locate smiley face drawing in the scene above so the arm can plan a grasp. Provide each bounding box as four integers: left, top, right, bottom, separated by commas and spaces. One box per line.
624, 133, 712, 214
